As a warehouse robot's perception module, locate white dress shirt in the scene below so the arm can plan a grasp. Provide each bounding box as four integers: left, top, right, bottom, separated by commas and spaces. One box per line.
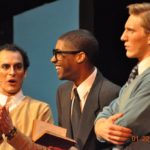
71, 67, 97, 115
0, 90, 25, 111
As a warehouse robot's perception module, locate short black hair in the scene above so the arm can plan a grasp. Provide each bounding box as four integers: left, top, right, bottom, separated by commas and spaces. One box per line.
0, 43, 30, 70
58, 29, 100, 66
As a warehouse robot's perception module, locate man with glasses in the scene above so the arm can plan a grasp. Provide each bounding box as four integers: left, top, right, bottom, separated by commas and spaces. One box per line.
50, 29, 120, 150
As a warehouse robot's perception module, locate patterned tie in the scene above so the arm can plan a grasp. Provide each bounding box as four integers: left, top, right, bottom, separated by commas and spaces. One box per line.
126, 65, 138, 85
71, 88, 81, 139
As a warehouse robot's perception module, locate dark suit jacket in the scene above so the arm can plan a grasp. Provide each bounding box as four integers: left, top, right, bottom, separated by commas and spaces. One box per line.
56, 70, 120, 150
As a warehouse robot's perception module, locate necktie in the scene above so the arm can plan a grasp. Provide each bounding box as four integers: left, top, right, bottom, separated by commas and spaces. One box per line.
126, 65, 138, 85
71, 88, 81, 139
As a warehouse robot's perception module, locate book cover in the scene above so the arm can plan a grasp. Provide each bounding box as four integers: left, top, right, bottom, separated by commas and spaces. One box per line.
32, 120, 76, 149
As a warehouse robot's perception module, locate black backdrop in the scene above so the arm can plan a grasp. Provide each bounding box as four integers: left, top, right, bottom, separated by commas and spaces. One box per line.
80, 0, 150, 86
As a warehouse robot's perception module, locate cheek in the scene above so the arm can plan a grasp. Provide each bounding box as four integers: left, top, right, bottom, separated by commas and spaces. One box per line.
18, 74, 25, 80
17, 72, 26, 82
0, 74, 6, 82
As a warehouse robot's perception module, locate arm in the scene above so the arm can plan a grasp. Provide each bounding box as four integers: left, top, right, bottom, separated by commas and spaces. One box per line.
96, 76, 150, 146
95, 86, 132, 144
0, 106, 64, 150
37, 103, 54, 124
95, 113, 132, 145
95, 85, 126, 121
115, 79, 150, 136
123, 105, 150, 150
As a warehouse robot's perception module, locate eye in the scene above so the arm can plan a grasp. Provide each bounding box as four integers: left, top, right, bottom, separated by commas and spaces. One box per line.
15, 63, 23, 70
127, 28, 135, 34
1, 64, 10, 70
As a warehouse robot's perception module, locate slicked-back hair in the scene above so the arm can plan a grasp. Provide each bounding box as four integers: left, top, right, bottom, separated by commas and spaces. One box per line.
0, 43, 30, 71
58, 29, 100, 66
127, 2, 150, 33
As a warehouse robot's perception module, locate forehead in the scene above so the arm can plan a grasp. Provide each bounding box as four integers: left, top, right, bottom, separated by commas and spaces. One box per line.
56, 40, 76, 50
0, 50, 23, 64
125, 15, 143, 29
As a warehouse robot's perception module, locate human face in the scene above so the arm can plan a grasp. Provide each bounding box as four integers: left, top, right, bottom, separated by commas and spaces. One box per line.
50, 40, 80, 81
121, 15, 150, 61
0, 50, 26, 96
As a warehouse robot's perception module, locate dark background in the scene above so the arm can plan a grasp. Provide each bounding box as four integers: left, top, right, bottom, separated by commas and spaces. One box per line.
0, 0, 149, 86
80, 0, 149, 85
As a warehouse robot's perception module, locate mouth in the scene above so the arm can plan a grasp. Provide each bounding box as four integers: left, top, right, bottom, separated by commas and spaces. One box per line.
124, 44, 129, 49
55, 66, 62, 72
8, 79, 17, 85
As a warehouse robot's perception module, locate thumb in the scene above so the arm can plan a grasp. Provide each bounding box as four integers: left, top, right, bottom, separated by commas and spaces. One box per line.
108, 113, 124, 123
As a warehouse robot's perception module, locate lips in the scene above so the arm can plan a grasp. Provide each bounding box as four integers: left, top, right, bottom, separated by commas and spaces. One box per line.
7, 79, 17, 85
55, 65, 62, 71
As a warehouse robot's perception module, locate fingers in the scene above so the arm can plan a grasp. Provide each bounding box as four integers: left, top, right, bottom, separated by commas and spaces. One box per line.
105, 126, 132, 144
0, 106, 13, 134
95, 116, 132, 145
108, 113, 124, 123
110, 124, 132, 134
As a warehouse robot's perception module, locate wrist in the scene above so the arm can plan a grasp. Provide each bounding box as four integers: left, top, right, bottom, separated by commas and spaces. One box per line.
5, 127, 17, 140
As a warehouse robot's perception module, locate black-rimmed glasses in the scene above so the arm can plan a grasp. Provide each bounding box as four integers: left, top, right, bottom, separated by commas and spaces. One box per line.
52, 49, 82, 60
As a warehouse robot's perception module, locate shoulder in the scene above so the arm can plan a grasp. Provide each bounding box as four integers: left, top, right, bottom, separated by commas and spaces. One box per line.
57, 81, 73, 91
100, 78, 120, 101
134, 68, 150, 88
23, 96, 50, 108
96, 70, 120, 91
103, 77, 121, 91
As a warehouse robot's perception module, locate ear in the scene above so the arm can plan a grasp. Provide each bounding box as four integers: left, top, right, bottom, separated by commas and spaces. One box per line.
76, 52, 86, 63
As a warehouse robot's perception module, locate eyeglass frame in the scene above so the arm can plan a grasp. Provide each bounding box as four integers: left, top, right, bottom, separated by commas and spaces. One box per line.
52, 49, 82, 60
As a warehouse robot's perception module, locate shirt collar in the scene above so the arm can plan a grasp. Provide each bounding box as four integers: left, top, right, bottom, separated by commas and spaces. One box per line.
0, 90, 25, 106
71, 67, 97, 100
138, 56, 150, 75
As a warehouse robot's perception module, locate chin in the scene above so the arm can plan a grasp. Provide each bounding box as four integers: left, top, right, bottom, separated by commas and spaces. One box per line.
58, 75, 63, 80
126, 52, 135, 58
7, 88, 19, 95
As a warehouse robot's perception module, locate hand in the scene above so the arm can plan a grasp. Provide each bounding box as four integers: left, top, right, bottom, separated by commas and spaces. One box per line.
0, 106, 14, 135
95, 113, 132, 145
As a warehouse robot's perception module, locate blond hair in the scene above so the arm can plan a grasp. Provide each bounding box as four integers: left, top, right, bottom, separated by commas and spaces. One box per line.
127, 2, 150, 33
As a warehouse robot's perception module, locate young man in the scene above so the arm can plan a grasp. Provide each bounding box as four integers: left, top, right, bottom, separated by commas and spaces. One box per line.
0, 44, 53, 150
95, 2, 150, 150
50, 29, 120, 150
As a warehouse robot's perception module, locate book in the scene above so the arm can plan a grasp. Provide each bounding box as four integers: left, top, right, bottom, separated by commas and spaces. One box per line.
32, 120, 76, 149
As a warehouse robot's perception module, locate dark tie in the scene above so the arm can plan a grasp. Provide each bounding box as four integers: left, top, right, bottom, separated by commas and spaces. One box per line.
126, 65, 138, 85
71, 88, 81, 139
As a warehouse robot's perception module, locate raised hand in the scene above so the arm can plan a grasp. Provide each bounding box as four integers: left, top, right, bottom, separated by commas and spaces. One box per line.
0, 106, 14, 135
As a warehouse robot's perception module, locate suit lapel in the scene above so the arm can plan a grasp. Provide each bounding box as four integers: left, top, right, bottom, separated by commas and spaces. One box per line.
61, 83, 73, 138
77, 71, 104, 149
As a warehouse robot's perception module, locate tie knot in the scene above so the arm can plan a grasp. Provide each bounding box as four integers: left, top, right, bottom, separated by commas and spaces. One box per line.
130, 65, 138, 77
127, 65, 138, 85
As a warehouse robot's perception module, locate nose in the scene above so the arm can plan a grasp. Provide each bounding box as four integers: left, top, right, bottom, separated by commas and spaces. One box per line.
50, 55, 57, 63
9, 67, 15, 76
120, 30, 126, 41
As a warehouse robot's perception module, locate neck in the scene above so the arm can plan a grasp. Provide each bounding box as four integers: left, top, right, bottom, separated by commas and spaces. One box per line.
74, 65, 95, 86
